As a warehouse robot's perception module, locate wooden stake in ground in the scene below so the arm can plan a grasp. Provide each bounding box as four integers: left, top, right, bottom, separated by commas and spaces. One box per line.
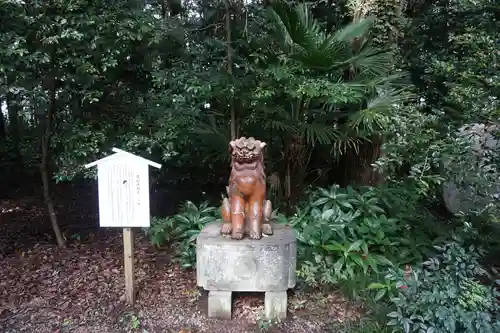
123, 227, 135, 304
85, 148, 161, 305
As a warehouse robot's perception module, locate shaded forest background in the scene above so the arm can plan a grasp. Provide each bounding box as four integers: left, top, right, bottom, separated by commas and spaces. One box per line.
1, 0, 497, 235
0, 0, 499, 331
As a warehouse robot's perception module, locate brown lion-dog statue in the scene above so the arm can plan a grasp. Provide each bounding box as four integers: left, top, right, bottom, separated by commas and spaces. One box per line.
221, 137, 273, 240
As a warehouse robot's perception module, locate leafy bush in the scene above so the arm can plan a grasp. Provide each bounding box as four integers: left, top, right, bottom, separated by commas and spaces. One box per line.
364, 266, 408, 306
387, 241, 500, 333
146, 201, 220, 268
289, 183, 452, 307
291, 185, 406, 287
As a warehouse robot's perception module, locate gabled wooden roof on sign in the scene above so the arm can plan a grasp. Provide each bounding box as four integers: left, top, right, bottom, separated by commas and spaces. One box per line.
84, 147, 162, 169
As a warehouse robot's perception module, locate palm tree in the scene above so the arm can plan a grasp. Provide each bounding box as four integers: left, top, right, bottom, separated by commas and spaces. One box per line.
251, 1, 413, 206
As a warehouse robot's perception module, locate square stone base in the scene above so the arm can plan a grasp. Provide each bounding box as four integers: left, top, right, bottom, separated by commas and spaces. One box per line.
197, 223, 297, 321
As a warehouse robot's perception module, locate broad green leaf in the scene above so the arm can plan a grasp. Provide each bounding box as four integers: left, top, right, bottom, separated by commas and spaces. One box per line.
367, 283, 386, 289
349, 253, 365, 269
323, 243, 344, 252
333, 257, 345, 272
374, 289, 386, 301
347, 239, 364, 252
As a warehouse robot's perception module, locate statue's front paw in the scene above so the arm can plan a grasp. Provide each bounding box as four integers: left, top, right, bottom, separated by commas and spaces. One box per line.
248, 230, 262, 240
221, 223, 232, 235
231, 226, 244, 240
262, 223, 273, 235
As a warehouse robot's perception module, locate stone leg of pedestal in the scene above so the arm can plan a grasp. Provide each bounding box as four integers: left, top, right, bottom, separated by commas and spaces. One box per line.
264, 291, 287, 321
208, 290, 232, 319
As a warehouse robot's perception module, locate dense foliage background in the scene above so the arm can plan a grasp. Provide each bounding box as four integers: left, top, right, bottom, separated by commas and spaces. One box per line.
1, 0, 499, 332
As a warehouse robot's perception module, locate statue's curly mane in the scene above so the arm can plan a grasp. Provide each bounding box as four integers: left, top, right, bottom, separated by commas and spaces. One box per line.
229, 137, 266, 184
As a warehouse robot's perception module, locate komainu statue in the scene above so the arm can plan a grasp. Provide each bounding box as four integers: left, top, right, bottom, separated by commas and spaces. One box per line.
221, 137, 273, 240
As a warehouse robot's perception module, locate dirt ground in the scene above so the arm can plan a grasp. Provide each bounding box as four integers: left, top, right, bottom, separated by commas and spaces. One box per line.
0, 183, 359, 333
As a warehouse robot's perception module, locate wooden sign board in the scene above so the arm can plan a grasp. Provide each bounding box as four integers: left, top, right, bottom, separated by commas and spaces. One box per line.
96, 156, 149, 228
85, 148, 161, 305
85, 148, 161, 228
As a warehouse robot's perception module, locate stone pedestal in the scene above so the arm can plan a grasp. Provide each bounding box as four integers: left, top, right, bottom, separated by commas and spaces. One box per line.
196, 223, 297, 320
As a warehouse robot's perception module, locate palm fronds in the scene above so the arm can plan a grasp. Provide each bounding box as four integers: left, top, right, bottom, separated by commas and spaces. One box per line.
192, 113, 231, 163
299, 122, 341, 146
352, 47, 394, 79
267, 1, 376, 71
332, 16, 375, 42
267, 2, 322, 53
264, 0, 414, 144
349, 88, 416, 133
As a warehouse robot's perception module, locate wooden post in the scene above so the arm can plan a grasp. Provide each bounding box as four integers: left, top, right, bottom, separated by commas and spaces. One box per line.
123, 227, 135, 305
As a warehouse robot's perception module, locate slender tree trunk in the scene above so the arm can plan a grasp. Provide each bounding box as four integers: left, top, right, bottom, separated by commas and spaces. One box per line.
0, 96, 6, 140
6, 88, 22, 168
41, 130, 64, 247
41, 54, 64, 247
225, 0, 238, 139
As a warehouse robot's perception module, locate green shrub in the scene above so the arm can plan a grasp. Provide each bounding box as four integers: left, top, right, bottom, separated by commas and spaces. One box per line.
387, 241, 500, 333
147, 216, 175, 247
146, 201, 220, 268
290, 184, 435, 288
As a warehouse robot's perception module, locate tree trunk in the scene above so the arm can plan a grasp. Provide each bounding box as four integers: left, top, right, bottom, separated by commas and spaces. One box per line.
40, 55, 65, 247
225, 0, 238, 139
344, 0, 403, 186
0, 96, 6, 140
41, 133, 65, 247
344, 135, 384, 186
6, 88, 22, 167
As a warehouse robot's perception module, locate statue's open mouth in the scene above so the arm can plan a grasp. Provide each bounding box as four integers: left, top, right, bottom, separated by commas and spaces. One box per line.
233, 152, 258, 162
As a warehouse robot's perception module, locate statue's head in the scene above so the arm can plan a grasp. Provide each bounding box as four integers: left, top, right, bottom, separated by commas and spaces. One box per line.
229, 137, 266, 163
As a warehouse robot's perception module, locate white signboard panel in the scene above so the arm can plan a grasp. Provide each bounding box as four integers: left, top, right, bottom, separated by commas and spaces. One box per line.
85, 148, 161, 228
96, 156, 150, 227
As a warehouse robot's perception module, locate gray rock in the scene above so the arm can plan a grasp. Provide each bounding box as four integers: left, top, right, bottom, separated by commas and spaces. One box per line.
196, 223, 297, 320
442, 123, 500, 215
